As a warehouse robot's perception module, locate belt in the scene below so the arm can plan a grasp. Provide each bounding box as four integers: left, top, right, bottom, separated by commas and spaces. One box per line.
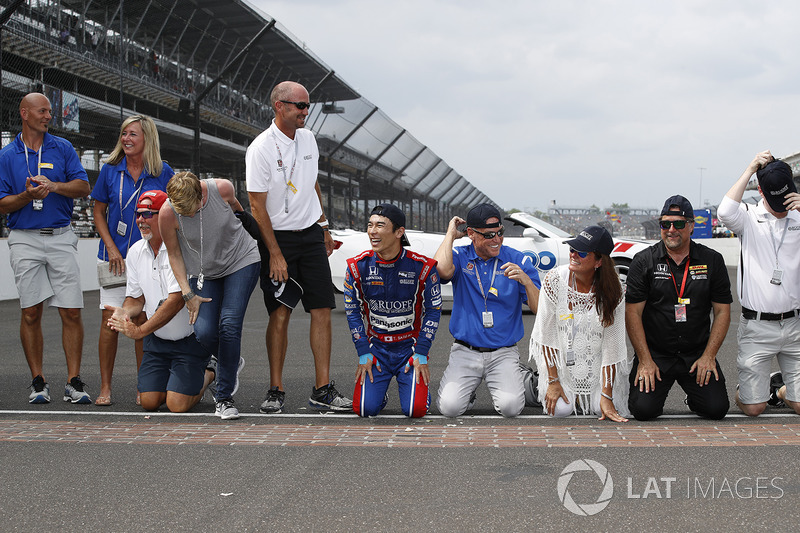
454, 339, 515, 353
275, 224, 317, 234
20, 226, 71, 236
742, 306, 799, 321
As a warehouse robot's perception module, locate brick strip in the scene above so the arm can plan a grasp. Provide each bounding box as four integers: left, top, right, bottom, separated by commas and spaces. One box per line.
1, 420, 799, 447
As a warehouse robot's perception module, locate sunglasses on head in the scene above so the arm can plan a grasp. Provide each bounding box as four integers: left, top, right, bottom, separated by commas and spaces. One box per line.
280, 100, 311, 110
659, 219, 690, 230
472, 227, 505, 239
136, 210, 156, 219
569, 248, 589, 258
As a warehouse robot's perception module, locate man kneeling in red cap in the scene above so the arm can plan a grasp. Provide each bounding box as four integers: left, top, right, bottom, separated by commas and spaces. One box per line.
105, 190, 215, 412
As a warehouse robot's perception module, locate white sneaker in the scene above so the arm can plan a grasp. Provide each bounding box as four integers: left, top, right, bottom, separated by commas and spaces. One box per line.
232, 356, 245, 396
215, 399, 240, 420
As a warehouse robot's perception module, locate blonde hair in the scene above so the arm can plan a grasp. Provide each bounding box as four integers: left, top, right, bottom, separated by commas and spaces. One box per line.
105, 115, 164, 176
167, 171, 202, 216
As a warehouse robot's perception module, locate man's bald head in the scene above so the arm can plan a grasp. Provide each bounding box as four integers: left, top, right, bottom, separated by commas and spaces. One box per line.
19, 92, 52, 138
20, 92, 50, 113
270, 81, 307, 109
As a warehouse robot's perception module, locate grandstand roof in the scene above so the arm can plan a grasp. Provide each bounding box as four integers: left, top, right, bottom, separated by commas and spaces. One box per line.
61, 0, 360, 101
60, 0, 360, 104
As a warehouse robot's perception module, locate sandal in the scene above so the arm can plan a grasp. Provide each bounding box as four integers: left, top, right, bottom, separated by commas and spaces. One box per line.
95, 395, 113, 406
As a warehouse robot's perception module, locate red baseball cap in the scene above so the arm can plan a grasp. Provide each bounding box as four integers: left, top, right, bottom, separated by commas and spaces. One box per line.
136, 190, 168, 211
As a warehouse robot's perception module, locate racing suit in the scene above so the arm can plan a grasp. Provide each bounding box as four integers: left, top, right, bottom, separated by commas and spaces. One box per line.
344, 248, 442, 417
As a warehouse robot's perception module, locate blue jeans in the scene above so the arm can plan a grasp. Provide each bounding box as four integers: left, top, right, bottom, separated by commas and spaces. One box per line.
191, 261, 259, 400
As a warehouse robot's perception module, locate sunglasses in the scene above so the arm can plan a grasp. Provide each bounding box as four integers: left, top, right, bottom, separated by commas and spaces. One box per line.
280, 100, 311, 110
569, 248, 589, 258
136, 210, 157, 219
472, 227, 505, 239
659, 219, 691, 230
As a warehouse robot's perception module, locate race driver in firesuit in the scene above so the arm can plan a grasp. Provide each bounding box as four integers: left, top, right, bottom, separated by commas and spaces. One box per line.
343, 203, 441, 417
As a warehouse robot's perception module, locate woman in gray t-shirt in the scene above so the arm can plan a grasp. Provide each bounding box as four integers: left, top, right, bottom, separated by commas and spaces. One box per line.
160, 171, 260, 420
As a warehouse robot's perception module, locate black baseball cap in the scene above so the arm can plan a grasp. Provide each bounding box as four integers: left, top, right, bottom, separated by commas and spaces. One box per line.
660, 195, 694, 219
371, 203, 411, 246
565, 225, 614, 256
466, 203, 502, 229
757, 160, 797, 213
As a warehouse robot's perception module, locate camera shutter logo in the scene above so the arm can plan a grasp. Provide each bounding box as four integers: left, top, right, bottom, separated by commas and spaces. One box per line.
557, 459, 614, 516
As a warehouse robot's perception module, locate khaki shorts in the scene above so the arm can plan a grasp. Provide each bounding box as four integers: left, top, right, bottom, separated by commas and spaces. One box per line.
97, 259, 127, 309
8, 228, 83, 309
737, 316, 800, 403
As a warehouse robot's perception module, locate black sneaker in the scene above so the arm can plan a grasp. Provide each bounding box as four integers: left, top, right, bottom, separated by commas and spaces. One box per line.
520, 362, 541, 408
260, 386, 286, 413
206, 356, 218, 402
29, 375, 50, 404
308, 381, 352, 411
467, 390, 477, 411
63, 376, 91, 404
768, 372, 786, 407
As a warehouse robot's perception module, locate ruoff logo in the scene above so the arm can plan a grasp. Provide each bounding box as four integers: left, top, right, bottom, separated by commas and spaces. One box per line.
557, 459, 613, 516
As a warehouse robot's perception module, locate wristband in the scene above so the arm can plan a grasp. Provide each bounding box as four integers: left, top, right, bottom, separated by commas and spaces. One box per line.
359, 353, 381, 371
182, 291, 195, 302
410, 354, 428, 365
601, 392, 613, 401
318, 220, 329, 228
547, 376, 560, 384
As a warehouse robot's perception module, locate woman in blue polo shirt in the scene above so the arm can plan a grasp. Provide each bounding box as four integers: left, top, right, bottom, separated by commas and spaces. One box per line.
91, 115, 173, 405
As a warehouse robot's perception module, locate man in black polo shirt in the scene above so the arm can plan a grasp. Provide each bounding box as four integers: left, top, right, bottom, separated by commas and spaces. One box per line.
625, 195, 732, 420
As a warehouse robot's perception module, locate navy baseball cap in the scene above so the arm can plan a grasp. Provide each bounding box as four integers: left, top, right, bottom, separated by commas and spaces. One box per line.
565, 225, 614, 256
371, 203, 411, 246
757, 160, 797, 213
466, 203, 502, 229
660, 195, 694, 219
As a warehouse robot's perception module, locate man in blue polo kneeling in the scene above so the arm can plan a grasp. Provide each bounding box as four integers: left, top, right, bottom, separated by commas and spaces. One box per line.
434, 203, 541, 417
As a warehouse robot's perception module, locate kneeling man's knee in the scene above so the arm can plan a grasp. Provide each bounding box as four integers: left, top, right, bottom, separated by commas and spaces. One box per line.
493, 390, 524, 418
437, 384, 466, 418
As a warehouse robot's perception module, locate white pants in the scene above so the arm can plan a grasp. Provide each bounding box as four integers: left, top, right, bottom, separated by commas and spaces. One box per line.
437, 343, 525, 418
737, 316, 800, 403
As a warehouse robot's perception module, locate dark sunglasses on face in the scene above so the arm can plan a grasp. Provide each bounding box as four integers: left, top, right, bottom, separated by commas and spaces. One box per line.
659, 219, 690, 230
280, 100, 311, 110
569, 248, 589, 258
137, 210, 156, 219
472, 227, 505, 239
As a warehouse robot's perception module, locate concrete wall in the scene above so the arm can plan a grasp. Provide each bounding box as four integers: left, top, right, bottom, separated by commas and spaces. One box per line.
0, 236, 743, 302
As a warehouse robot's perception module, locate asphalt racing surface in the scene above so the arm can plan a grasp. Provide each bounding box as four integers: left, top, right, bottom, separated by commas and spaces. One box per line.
1, 268, 798, 531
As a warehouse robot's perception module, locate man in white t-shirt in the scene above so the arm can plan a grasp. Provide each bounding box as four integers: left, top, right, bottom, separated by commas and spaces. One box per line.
105, 190, 215, 412
245, 81, 352, 413
718, 151, 800, 416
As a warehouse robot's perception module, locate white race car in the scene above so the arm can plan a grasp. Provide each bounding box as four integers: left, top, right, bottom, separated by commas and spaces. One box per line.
328, 212, 651, 297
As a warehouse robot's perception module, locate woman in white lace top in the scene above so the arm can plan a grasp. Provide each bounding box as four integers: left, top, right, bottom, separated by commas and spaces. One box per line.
529, 225, 632, 421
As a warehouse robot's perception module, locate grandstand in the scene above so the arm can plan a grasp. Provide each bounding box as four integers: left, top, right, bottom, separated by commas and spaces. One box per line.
545, 204, 659, 240
0, 0, 497, 237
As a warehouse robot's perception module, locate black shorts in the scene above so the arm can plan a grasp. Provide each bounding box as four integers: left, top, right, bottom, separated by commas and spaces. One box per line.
260, 224, 335, 314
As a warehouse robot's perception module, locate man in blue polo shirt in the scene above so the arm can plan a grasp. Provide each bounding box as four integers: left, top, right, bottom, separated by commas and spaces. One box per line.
434, 203, 541, 417
0, 92, 92, 404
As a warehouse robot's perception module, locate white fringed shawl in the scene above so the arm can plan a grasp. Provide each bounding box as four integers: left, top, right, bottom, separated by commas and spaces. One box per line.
529, 266, 632, 417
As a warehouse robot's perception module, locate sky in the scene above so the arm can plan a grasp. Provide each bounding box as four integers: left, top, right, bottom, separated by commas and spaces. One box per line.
250, 0, 800, 213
